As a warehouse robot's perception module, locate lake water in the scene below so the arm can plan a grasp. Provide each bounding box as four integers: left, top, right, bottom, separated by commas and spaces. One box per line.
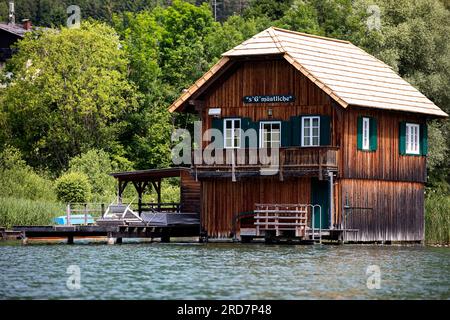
0, 242, 449, 299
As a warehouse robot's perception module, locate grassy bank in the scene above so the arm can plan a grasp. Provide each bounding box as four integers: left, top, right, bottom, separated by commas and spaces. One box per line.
0, 197, 63, 229
425, 194, 450, 245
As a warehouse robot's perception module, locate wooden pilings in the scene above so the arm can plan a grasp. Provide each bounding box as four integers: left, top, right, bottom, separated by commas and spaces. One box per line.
67, 235, 74, 244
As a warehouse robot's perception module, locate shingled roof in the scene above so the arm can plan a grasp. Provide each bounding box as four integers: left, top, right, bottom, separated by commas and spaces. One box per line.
169, 27, 447, 117
0, 23, 30, 37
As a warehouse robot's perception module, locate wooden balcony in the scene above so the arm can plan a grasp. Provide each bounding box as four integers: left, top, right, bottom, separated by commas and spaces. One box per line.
192, 147, 339, 179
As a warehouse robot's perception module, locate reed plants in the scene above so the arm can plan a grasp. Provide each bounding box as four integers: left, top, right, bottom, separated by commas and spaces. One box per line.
425, 194, 450, 245
0, 197, 63, 229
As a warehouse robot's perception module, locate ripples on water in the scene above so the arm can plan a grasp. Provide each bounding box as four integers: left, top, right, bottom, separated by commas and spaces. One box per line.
0, 242, 449, 299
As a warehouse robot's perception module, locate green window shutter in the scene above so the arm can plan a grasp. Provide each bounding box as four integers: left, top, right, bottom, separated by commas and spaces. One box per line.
211, 118, 223, 148
250, 121, 259, 148
369, 117, 377, 151
399, 121, 406, 155
320, 115, 331, 146
241, 117, 252, 148
290, 116, 301, 146
420, 123, 428, 156
281, 120, 291, 147
357, 116, 363, 150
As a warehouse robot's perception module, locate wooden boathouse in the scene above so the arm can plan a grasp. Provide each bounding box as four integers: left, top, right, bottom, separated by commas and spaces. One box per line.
169, 27, 448, 243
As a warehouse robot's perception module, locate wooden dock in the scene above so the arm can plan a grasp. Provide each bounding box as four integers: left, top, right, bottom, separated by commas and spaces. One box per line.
12, 224, 200, 244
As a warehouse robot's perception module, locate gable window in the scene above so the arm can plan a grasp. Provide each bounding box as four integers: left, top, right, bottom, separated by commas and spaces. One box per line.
301, 116, 320, 147
224, 118, 241, 149
260, 121, 281, 148
362, 117, 370, 150
406, 123, 420, 155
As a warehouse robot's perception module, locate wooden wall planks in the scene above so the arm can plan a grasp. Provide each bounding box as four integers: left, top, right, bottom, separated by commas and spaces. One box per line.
180, 170, 201, 213
340, 179, 424, 242
201, 177, 311, 238
341, 108, 427, 182
201, 59, 336, 140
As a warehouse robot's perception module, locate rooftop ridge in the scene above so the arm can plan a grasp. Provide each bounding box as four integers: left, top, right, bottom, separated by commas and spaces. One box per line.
270, 26, 351, 44
267, 27, 286, 53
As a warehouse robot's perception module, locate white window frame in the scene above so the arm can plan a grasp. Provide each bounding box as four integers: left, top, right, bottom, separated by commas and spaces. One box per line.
362, 117, 370, 150
301, 116, 320, 147
259, 121, 281, 149
223, 118, 241, 149
406, 123, 420, 155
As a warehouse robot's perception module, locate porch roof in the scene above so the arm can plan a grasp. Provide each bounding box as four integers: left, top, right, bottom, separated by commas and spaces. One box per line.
110, 167, 190, 182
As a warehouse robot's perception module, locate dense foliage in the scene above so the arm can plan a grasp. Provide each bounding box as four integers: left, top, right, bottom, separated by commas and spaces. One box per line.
1, 22, 138, 171
55, 172, 92, 203
0, 147, 55, 201
0, 0, 448, 240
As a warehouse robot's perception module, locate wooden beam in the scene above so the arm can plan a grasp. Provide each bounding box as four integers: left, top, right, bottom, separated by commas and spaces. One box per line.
151, 180, 162, 211
118, 180, 129, 204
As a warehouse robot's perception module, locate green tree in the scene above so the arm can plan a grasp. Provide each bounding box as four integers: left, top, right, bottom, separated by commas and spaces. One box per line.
204, 15, 270, 62
0, 22, 139, 172
370, 0, 450, 193
55, 171, 92, 203
113, 1, 219, 169
243, 0, 294, 21
68, 149, 119, 201
152, 0, 218, 94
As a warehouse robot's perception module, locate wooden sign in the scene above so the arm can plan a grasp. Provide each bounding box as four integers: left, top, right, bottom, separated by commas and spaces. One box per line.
243, 95, 295, 104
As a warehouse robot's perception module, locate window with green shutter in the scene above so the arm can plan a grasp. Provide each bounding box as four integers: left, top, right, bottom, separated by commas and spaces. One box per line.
357, 116, 377, 151
223, 118, 241, 149
259, 121, 281, 148
301, 116, 320, 147
400, 121, 426, 156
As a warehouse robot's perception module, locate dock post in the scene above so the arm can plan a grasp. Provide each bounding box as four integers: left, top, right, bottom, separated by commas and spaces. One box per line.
328, 171, 334, 230
67, 235, 74, 244
161, 230, 170, 243
66, 203, 71, 225
107, 232, 116, 245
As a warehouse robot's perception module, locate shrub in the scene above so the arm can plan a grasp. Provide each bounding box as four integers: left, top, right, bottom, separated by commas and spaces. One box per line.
68, 149, 133, 202
0, 147, 56, 201
55, 172, 92, 203
0, 197, 63, 228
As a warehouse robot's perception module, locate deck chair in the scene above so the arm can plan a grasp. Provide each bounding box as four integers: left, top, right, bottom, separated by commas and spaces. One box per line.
103, 199, 143, 222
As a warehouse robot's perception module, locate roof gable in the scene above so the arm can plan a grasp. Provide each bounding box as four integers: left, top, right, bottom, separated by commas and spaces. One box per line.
169, 27, 448, 118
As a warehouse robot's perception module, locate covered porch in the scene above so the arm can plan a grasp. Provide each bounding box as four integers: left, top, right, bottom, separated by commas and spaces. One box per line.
111, 167, 200, 215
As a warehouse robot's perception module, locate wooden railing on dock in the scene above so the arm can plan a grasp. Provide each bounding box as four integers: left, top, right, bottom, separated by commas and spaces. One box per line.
65, 203, 107, 225
254, 204, 308, 238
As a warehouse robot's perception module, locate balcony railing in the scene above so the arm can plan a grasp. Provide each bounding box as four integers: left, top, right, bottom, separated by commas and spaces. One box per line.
192, 147, 338, 179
